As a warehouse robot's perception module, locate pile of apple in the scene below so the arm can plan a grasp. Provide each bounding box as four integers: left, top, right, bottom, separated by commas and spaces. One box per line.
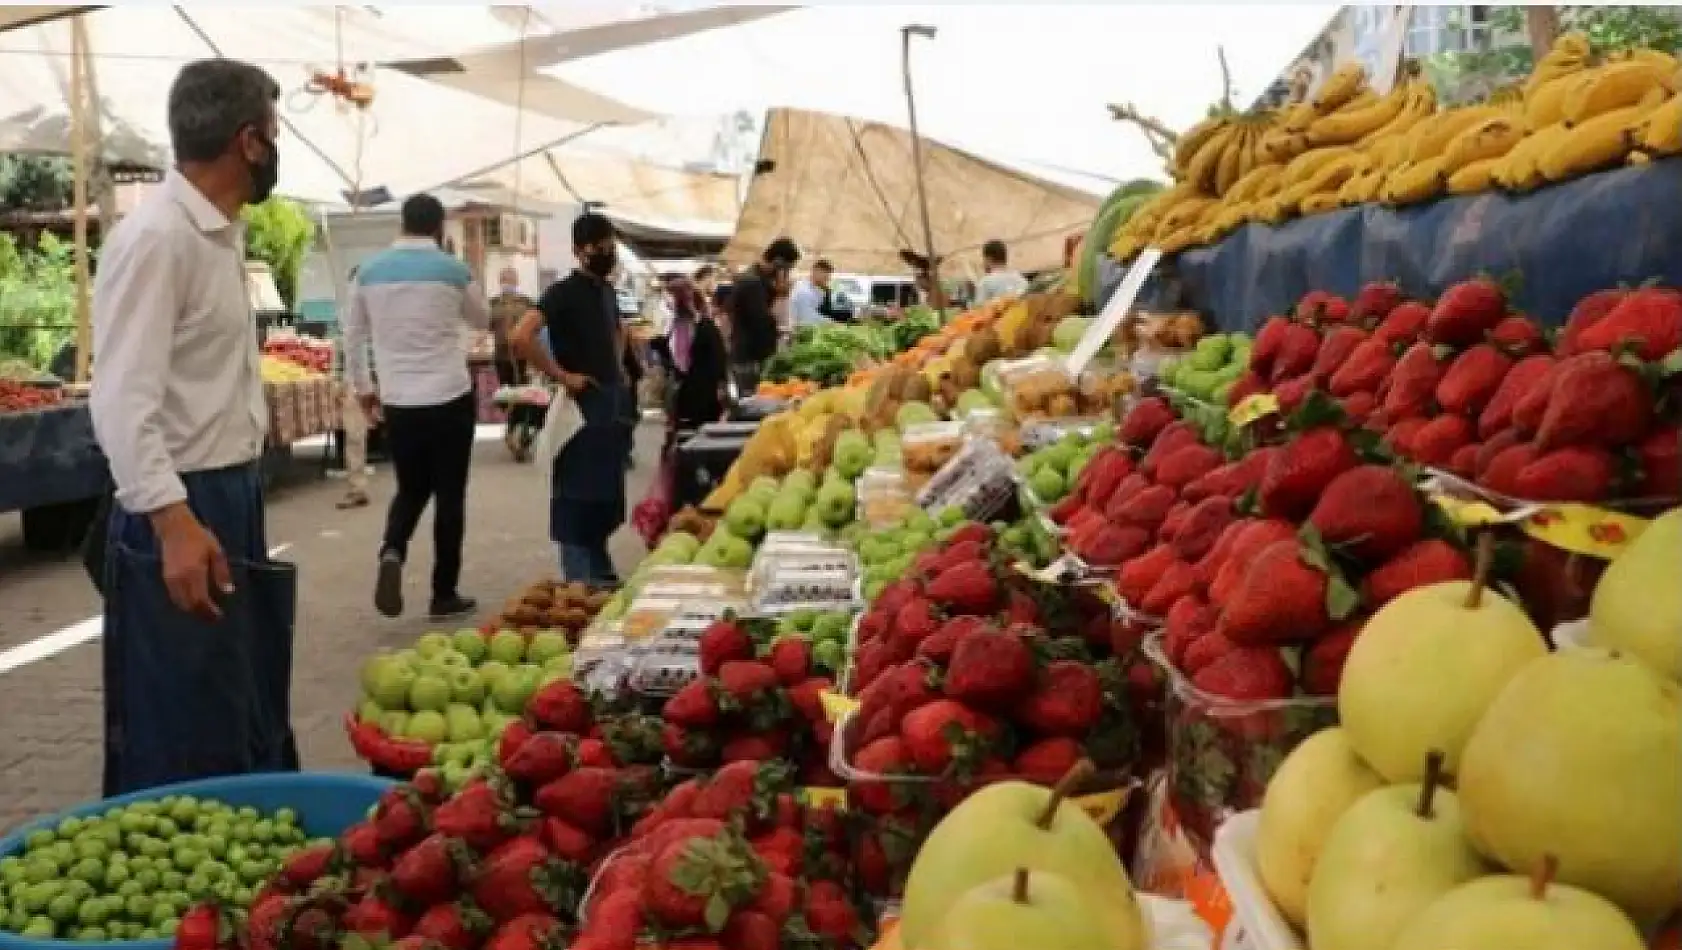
0, 379, 63, 414
1014, 423, 1114, 506
347, 629, 573, 780
1237, 280, 1680, 505
1251, 511, 1681, 950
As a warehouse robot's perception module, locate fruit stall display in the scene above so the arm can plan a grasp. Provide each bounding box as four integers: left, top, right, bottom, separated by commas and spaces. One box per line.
0, 379, 64, 415
260, 333, 334, 377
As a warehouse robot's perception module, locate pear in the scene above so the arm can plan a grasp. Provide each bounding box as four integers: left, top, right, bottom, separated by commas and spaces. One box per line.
1587, 506, 1682, 682
1306, 751, 1487, 950
1457, 648, 1682, 924
1393, 856, 1647, 950
1255, 728, 1386, 926
1339, 534, 1545, 782
900, 761, 1149, 950
925, 868, 1115, 950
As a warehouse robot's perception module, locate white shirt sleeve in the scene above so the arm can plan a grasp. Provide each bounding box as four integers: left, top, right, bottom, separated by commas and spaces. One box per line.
461, 279, 491, 331
790, 283, 824, 326
343, 281, 375, 397
89, 228, 188, 515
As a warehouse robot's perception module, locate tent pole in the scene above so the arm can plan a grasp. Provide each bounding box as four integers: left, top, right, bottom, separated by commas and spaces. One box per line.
901, 24, 942, 308
71, 15, 93, 384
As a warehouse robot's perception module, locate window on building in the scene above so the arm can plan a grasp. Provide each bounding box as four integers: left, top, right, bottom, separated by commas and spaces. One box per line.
1404, 4, 1493, 57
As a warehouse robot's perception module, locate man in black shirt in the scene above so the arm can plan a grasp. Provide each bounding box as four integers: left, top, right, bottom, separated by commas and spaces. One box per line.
728, 236, 800, 394
518, 212, 635, 584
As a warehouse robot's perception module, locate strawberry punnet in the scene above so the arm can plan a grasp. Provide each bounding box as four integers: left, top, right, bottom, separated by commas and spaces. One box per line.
944, 627, 1036, 709
1425, 277, 1507, 346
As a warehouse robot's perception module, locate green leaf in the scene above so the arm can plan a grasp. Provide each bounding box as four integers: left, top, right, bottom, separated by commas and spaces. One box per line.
1326, 574, 1361, 620
1288, 389, 1347, 431
704, 893, 733, 932
1660, 347, 1682, 378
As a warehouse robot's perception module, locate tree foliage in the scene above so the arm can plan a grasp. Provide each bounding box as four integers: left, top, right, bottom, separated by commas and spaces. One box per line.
241, 196, 315, 308
1425, 6, 1682, 105
0, 155, 73, 212
0, 232, 77, 369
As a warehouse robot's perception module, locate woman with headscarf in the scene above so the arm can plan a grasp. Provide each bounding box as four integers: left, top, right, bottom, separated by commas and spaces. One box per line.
666, 277, 729, 432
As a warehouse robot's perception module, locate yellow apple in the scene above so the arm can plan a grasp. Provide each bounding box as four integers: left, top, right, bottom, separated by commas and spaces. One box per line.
1457, 648, 1682, 925
1393, 859, 1647, 950
1587, 507, 1682, 682
926, 868, 1115, 950
1255, 728, 1385, 926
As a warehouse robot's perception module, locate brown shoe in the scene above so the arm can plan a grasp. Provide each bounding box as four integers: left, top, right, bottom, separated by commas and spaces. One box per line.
337, 492, 370, 510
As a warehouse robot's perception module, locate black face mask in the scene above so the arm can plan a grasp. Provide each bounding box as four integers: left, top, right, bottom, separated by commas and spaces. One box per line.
585, 248, 617, 277
249, 134, 279, 205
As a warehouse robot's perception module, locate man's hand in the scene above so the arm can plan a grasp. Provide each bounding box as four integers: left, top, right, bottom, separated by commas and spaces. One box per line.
149, 504, 232, 622
559, 371, 596, 397
357, 392, 383, 424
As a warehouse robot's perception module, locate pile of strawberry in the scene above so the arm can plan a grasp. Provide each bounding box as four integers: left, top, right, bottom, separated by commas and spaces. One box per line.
837, 522, 1141, 899
1238, 280, 1680, 505
661, 618, 843, 787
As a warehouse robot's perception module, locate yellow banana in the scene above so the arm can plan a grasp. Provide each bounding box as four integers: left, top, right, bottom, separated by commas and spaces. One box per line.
1563, 61, 1665, 125
1628, 150, 1653, 167
1253, 195, 1288, 226
1405, 105, 1505, 164
1172, 117, 1228, 176
1298, 192, 1344, 216
1336, 169, 1375, 205
1498, 122, 1571, 192
1627, 47, 1680, 86
1183, 126, 1235, 194
1280, 145, 1355, 189
1306, 83, 1410, 147
1446, 157, 1500, 195
1214, 129, 1247, 196
1361, 80, 1440, 143
1313, 63, 1369, 114
1280, 101, 1319, 134
1225, 163, 1283, 204
1525, 71, 1589, 130
1538, 101, 1657, 182
1638, 90, 1682, 156
1154, 197, 1220, 239
1302, 153, 1370, 195
1441, 116, 1526, 173
1383, 156, 1448, 206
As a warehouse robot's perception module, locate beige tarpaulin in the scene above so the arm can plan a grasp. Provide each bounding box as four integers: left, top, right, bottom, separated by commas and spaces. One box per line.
0, 6, 87, 33
469, 150, 739, 236
724, 107, 1102, 277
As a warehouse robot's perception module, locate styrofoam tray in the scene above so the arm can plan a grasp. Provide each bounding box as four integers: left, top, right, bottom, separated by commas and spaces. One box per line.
1210, 810, 1305, 950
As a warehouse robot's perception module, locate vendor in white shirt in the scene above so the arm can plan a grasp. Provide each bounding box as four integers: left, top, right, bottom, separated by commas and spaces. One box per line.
789, 259, 845, 327
89, 58, 298, 795
974, 239, 1029, 305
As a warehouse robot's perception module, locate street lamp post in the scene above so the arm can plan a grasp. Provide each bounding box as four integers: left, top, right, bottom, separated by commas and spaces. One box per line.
901, 24, 943, 308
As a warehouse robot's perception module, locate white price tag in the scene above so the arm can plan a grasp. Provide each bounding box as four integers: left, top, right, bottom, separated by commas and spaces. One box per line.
1066, 247, 1163, 377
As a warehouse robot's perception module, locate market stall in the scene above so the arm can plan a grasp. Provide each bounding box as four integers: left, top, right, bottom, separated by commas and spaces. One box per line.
0, 382, 106, 549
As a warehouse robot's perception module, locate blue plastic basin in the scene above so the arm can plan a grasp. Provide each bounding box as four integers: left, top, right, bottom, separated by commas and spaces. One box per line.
0, 771, 394, 950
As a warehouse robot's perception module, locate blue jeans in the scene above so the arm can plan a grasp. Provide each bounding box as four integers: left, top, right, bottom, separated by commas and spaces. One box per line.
558, 542, 617, 586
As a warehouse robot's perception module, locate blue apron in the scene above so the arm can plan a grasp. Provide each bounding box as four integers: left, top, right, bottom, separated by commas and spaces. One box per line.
550, 381, 634, 548
102, 463, 299, 796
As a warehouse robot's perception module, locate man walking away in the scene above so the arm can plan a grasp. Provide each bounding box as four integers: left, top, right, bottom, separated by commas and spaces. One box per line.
790, 259, 849, 327
343, 194, 490, 620
90, 58, 298, 795
517, 212, 636, 585
974, 239, 1028, 306
728, 237, 800, 394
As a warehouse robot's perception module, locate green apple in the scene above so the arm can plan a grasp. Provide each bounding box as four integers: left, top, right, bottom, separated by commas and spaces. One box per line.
408, 674, 451, 713
543, 654, 574, 680
811, 612, 849, 642
434, 649, 470, 669
356, 699, 384, 723
491, 667, 539, 715
359, 654, 394, 696
1392, 867, 1647, 950
444, 704, 483, 743
447, 667, 485, 707
900, 770, 1148, 950
477, 659, 511, 691
451, 630, 488, 665
526, 631, 569, 665
404, 710, 448, 744
928, 869, 1114, 950
379, 710, 410, 736
415, 632, 451, 658
369, 662, 417, 710
1587, 507, 1682, 682
487, 630, 526, 665
1255, 728, 1385, 926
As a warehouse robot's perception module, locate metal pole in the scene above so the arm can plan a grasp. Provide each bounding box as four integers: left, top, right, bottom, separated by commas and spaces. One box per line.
71, 15, 92, 384
901, 24, 941, 308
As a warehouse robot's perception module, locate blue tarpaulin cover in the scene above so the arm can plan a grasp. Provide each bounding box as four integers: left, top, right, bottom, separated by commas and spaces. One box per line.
1114, 157, 1682, 333
0, 402, 108, 513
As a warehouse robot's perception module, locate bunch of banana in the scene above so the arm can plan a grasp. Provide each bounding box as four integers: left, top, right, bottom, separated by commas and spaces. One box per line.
1561, 57, 1676, 126
1173, 112, 1281, 198
1538, 87, 1672, 182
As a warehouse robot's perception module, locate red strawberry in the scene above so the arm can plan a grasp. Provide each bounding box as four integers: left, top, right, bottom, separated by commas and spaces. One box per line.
1447, 443, 1480, 479
805, 881, 861, 945
945, 627, 1036, 708
901, 700, 998, 773
1535, 352, 1653, 452
483, 914, 563, 950
1311, 327, 1369, 382
1114, 543, 1176, 604
278, 842, 336, 890
1352, 281, 1404, 323
641, 838, 719, 929
850, 737, 912, 810
927, 560, 1000, 614
874, 580, 918, 621
690, 760, 784, 822
1048, 494, 1084, 525
1272, 324, 1321, 382
390, 834, 469, 907
527, 680, 592, 734
1637, 425, 1681, 498
893, 597, 942, 646
1474, 428, 1523, 479
341, 820, 389, 870
1119, 397, 1177, 448
503, 732, 576, 787
471, 837, 574, 923
1155, 443, 1225, 489
1488, 315, 1546, 356
1077, 448, 1135, 509
1274, 375, 1319, 414
1479, 354, 1556, 438
720, 911, 781, 950
534, 767, 621, 835
433, 780, 522, 852
748, 827, 804, 876
1139, 423, 1201, 476
1383, 343, 1446, 419
373, 786, 432, 852
858, 662, 940, 729
1514, 446, 1616, 502
749, 871, 798, 922
1575, 286, 1682, 360
1410, 414, 1476, 467
1436, 344, 1513, 415
698, 618, 753, 677
766, 637, 811, 686
1208, 519, 1299, 601
1079, 524, 1151, 568
1251, 315, 1293, 379
1217, 540, 1336, 644
1558, 288, 1629, 355
497, 721, 535, 772
1302, 621, 1363, 696
1171, 495, 1237, 562
1308, 465, 1423, 561
1372, 300, 1432, 348
579, 888, 640, 950
721, 731, 790, 764
1227, 369, 1269, 407
662, 722, 717, 767
1363, 539, 1473, 606
1110, 483, 1178, 530
174, 904, 236, 950
663, 680, 721, 729
411, 904, 491, 950
1159, 500, 1192, 542
787, 676, 832, 723
1142, 560, 1203, 617
343, 891, 415, 939
1163, 595, 1217, 666
1015, 660, 1104, 735
1191, 648, 1292, 702
1260, 427, 1358, 520
1181, 628, 1237, 676
1426, 277, 1507, 345
541, 818, 595, 865
1014, 737, 1085, 786
717, 661, 781, 705
1479, 442, 1539, 496
1385, 417, 1429, 459
1338, 390, 1377, 424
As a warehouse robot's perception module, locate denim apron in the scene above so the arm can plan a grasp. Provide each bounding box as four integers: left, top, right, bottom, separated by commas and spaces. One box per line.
102, 463, 300, 796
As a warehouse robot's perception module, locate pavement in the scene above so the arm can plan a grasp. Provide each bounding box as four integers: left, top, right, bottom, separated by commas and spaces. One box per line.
0, 421, 663, 833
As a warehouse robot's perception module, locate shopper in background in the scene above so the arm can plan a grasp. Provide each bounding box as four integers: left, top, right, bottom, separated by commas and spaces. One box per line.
519, 212, 636, 586
693, 264, 720, 314
974, 239, 1029, 305
790, 258, 846, 327
89, 58, 298, 795
667, 277, 729, 431
344, 193, 490, 621
490, 266, 532, 387
771, 266, 795, 348
336, 264, 372, 510
728, 236, 800, 393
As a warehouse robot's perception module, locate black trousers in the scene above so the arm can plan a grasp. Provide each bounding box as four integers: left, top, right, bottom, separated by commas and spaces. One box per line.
381, 392, 475, 599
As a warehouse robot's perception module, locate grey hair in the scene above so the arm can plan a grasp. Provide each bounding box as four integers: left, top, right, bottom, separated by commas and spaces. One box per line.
167, 59, 280, 163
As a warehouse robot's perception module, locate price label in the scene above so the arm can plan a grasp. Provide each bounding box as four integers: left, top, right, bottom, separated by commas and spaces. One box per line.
1430, 494, 1513, 528
1227, 393, 1280, 427
799, 787, 849, 811
819, 690, 860, 723
1522, 504, 1650, 560
1072, 787, 1130, 826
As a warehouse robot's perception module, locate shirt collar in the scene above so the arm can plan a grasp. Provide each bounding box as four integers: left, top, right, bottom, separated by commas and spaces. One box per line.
165, 169, 235, 234
393, 236, 440, 249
